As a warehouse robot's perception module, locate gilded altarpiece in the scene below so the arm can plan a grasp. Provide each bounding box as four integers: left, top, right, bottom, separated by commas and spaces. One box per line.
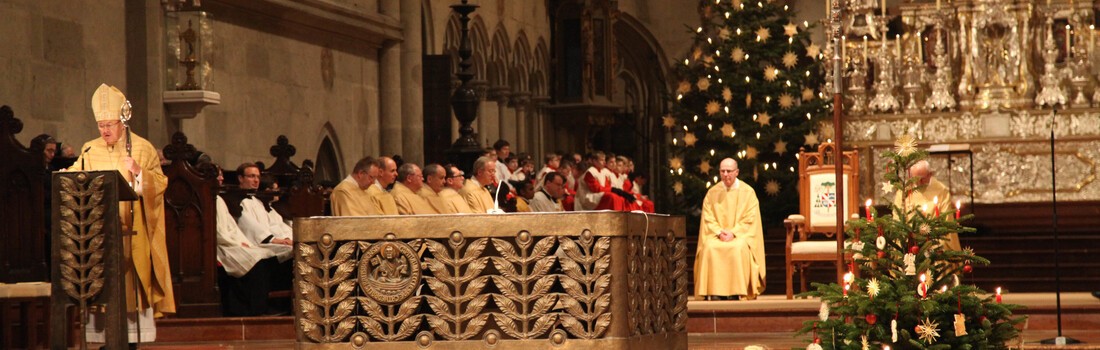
838, 0, 1100, 203
292, 212, 687, 350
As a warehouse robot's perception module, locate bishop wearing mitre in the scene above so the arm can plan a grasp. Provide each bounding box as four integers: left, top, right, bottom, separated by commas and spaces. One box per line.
694, 158, 766, 300
71, 84, 175, 342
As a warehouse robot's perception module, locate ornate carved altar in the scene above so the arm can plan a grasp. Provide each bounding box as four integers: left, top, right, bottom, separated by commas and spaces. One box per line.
292, 212, 687, 349
833, 0, 1100, 203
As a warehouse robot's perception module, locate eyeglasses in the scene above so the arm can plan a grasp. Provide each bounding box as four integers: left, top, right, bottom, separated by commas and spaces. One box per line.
96, 121, 121, 129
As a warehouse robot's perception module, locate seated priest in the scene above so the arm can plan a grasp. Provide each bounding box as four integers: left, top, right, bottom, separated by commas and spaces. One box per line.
330, 156, 382, 216
894, 159, 960, 251
694, 158, 765, 301
235, 163, 295, 254
440, 164, 475, 213
392, 163, 437, 215
461, 156, 497, 213
213, 166, 291, 316
368, 156, 399, 215
529, 172, 565, 212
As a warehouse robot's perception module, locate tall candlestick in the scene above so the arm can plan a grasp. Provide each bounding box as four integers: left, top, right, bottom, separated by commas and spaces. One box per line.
863, 35, 868, 61
955, 200, 962, 220
826, 0, 831, 18
1090, 25, 1095, 55
917, 31, 923, 61
1067, 25, 1073, 58
882, 0, 887, 17
895, 34, 901, 58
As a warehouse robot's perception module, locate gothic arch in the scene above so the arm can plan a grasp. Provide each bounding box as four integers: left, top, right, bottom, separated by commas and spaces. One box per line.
532, 38, 549, 96
469, 16, 490, 82
488, 24, 511, 88
444, 13, 462, 78
314, 122, 344, 186
421, 0, 436, 54
511, 31, 532, 92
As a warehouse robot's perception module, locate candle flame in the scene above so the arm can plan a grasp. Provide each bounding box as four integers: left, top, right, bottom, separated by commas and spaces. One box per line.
933, 196, 938, 205
996, 287, 1001, 295
920, 273, 927, 282
955, 200, 961, 209
866, 199, 873, 207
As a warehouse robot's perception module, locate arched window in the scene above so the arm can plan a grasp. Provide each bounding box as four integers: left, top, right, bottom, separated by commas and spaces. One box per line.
314, 137, 341, 187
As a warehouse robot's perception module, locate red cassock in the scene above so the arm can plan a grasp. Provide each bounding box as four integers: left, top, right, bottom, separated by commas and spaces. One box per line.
583, 170, 626, 211
562, 187, 576, 211
621, 179, 654, 213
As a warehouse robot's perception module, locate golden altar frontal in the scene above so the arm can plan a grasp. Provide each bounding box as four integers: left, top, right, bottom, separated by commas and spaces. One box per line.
291, 212, 687, 350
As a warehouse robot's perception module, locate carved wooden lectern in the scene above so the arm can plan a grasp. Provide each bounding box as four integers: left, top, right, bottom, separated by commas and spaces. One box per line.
50, 170, 136, 350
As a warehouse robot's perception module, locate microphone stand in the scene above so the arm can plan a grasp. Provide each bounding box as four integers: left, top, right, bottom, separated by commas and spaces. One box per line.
1039, 108, 1080, 345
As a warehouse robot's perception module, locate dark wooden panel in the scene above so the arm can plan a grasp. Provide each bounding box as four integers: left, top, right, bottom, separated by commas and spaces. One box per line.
0, 105, 48, 283
423, 54, 454, 164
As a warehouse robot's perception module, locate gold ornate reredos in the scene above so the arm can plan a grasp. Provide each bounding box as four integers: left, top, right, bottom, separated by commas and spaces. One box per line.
358, 240, 421, 304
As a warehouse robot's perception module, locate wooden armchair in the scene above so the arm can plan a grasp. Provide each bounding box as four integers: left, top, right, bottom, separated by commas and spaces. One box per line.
785, 143, 859, 299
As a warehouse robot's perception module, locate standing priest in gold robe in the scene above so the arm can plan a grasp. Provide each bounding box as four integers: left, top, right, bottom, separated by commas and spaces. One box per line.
894, 160, 961, 251
694, 158, 766, 300
72, 84, 175, 342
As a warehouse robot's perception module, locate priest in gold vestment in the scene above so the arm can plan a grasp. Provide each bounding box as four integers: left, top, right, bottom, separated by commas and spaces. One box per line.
461, 156, 497, 214
694, 158, 766, 299
367, 157, 399, 215
894, 160, 961, 251
392, 163, 437, 215
330, 157, 381, 216
72, 84, 175, 342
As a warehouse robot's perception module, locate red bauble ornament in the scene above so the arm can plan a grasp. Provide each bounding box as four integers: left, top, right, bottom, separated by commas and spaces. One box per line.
979, 316, 988, 323
915, 325, 922, 332
909, 245, 919, 254
877, 251, 886, 259
963, 264, 973, 273
865, 314, 877, 325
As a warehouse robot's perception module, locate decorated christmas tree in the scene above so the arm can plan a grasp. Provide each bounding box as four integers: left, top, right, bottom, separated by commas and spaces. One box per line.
665, 0, 830, 224
796, 136, 1026, 349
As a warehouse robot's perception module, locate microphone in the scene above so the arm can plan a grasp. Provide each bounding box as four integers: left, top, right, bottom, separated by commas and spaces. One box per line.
487, 179, 506, 214
81, 146, 91, 170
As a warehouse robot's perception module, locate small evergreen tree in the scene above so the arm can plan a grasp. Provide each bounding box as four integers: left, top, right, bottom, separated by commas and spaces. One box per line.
665, 0, 830, 224
796, 136, 1026, 349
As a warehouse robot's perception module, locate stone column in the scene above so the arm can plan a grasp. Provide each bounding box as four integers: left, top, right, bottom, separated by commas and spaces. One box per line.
531, 95, 551, 163
379, 0, 402, 157
511, 92, 531, 153
491, 86, 514, 146
473, 81, 495, 146
400, 0, 423, 164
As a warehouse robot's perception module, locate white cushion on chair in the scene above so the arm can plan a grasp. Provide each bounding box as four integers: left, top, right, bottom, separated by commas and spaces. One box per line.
791, 240, 852, 255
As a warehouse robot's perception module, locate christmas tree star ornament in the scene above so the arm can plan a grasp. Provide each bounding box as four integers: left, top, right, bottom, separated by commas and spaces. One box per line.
683, 132, 698, 146
756, 27, 770, 42
669, 156, 683, 169
765, 180, 781, 195
917, 318, 941, 343
696, 77, 711, 91
784, 22, 799, 37
764, 65, 779, 81
699, 160, 712, 174
802, 87, 815, 101
663, 115, 677, 129
782, 51, 798, 68
722, 87, 733, 101
774, 140, 788, 155
806, 43, 821, 58
803, 131, 819, 146
866, 278, 880, 297
894, 134, 918, 156
677, 81, 691, 95
721, 123, 736, 137
881, 181, 894, 194
779, 93, 794, 108
731, 47, 746, 63
861, 335, 869, 350
746, 146, 759, 159
756, 112, 772, 125
706, 100, 721, 115
692, 47, 703, 60
719, 27, 732, 40
673, 181, 684, 195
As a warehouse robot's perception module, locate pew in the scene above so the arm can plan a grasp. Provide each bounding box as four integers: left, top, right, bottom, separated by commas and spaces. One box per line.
161, 131, 221, 317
